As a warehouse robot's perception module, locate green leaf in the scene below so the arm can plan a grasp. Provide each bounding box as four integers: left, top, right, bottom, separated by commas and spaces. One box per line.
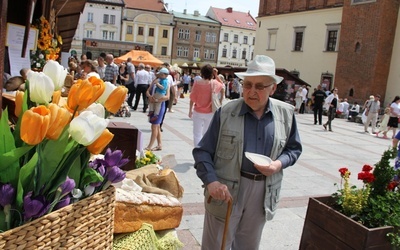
68, 148, 90, 188
0, 210, 6, 232
0, 108, 16, 154
80, 167, 104, 188
16, 153, 38, 208
0, 146, 34, 171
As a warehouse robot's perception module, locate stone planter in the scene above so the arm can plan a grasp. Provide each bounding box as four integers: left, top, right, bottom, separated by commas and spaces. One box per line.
300, 196, 394, 250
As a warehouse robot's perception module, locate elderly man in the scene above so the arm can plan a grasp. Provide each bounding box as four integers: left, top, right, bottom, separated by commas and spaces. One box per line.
103, 54, 118, 85
193, 55, 302, 249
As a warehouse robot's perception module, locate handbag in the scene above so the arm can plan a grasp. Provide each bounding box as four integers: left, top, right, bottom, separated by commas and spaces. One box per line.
211, 80, 221, 112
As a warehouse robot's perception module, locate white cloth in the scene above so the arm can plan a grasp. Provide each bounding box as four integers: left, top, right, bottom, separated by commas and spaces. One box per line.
192, 110, 214, 146
134, 69, 150, 87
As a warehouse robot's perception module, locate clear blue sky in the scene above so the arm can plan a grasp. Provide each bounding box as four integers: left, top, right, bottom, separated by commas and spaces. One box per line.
165, 0, 259, 18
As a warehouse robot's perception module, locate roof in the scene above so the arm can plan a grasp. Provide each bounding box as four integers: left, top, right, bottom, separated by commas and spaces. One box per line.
87, 0, 124, 5
208, 7, 257, 30
124, 0, 168, 13
172, 10, 220, 24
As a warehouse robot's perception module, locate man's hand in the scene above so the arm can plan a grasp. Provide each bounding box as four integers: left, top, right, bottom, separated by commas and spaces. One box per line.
207, 181, 232, 203
253, 160, 282, 177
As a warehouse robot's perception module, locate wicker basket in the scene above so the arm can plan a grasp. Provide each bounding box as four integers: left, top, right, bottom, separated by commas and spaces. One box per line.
0, 186, 116, 250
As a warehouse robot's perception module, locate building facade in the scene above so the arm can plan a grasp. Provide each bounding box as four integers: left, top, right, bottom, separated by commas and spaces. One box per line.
171, 9, 220, 67
121, 0, 174, 63
255, 0, 400, 105
207, 7, 257, 67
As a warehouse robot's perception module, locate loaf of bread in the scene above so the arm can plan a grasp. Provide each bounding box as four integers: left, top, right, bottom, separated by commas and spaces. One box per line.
114, 186, 183, 233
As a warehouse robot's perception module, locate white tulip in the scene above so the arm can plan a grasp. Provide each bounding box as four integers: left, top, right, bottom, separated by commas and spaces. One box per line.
69, 111, 109, 146
87, 72, 101, 79
97, 81, 116, 104
43, 60, 67, 90
27, 71, 54, 104
84, 103, 105, 118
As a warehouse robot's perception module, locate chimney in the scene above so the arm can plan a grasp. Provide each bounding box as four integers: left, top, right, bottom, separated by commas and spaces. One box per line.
194, 10, 200, 16
183, 9, 187, 14
226, 7, 233, 13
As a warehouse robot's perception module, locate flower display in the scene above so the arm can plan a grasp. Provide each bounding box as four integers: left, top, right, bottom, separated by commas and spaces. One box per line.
0, 60, 128, 232
333, 148, 400, 246
30, 16, 62, 70
135, 150, 161, 168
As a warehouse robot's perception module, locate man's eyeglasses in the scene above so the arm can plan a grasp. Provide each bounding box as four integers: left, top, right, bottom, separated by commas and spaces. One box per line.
243, 82, 274, 91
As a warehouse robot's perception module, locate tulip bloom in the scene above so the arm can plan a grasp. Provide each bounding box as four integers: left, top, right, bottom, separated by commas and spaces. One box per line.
66, 77, 105, 113
0, 183, 16, 207
84, 103, 105, 118
42, 60, 68, 90
87, 129, 114, 155
97, 81, 115, 104
52, 90, 61, 105
104, 86, 128, 114
14, 90, 25, 117
69, 111, 109, 146
46, 104, 71, 140
20, 106, 51, 145
27, 71, 55, 104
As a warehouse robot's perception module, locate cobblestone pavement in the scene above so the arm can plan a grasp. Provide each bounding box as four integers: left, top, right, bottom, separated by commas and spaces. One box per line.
111, 95, 392, 250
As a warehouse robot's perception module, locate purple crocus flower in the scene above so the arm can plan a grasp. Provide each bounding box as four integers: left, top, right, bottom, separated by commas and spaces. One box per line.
23, 192, 51, 221
0, 183, 16, 207
106, 166, 126, 183
54, 195, 71, 210
60, 177, 76, 196
104, 148, 129, 168
89, 159, 107, 176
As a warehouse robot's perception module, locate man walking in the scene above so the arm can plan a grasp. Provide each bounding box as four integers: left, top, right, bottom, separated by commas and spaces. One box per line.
364, 95, 381, 134
133, 63, 150, 112
312, 84, 327, 125
125, 57, 136, 108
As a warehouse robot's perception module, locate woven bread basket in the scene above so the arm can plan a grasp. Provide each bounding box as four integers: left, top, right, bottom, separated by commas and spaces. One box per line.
0, 186, 115, 250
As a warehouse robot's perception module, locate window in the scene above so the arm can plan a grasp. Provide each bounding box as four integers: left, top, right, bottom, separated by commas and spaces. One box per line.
222, 48, 227, 57
232, 48, 237, 58
210, 50, 215, 59
294, 32, 303, 51
184, 29, 190, 39
206, 32, 211, 43
224, 33, 229, 42
109, 32, 115, 40
325, 23, 340, 52
161, 46, 167, 56
241, 50, 246, 59
243, 36, 248, 44
211, 33, 216, 43
177, 46, 183, 57
88, 13, 93, 22
327, 30, 338, 51
183, 47, 189, 57
293, 26, 305, 51
352, 0, 376, 4
253, 37, 255, 45
103, 14, 109, 24
138, 27, 144, 36
234, 35, 238, 43
127, 25, 133, 34
204, 49, 209, 59
110, 15, 116, 25
163, 29, 168, 38
267, 29, 277, 50
178, 29, 184, 39
193, 48, 200, 59
102, 30, 108, 40
85, 30, 93, 38
149, 28, 154, 37
195, 31, 201, 41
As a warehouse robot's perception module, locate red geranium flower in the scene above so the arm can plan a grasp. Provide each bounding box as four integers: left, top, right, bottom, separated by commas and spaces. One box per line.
339, 167, 349, 177
362, 164, 373, 172
387, 181, 397, 191
358, 171, 375, 183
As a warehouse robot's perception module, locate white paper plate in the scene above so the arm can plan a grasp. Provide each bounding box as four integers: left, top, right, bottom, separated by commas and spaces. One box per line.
245, 152, 272, 166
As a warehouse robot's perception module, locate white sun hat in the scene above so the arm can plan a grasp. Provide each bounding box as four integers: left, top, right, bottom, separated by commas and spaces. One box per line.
235, 55, 283, 84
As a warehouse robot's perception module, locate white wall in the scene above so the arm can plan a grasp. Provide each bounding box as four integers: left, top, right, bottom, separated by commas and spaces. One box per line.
254, 8, 342, 90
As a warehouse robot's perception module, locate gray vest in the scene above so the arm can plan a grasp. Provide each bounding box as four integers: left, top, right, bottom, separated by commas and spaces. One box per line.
205, 98, 294, 220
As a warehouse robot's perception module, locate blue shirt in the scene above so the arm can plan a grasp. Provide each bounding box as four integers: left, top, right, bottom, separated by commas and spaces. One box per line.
193, 99, 302, 185
155, 78, 168, 95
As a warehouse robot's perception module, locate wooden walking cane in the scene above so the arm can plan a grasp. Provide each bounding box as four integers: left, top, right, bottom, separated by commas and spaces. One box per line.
208, 196, 233, 250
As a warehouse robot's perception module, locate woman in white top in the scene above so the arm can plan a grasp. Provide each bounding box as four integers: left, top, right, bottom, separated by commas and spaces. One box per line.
295, 87, 303, 113
384, 96, 400, 139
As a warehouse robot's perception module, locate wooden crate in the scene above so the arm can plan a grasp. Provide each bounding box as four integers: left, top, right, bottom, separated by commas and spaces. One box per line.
299, 196, 393, 250
107, 121, 138, 171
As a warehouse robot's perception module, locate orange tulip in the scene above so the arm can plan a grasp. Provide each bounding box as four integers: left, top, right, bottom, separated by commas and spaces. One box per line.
20, 105, 51, 145
52, 90, 61, 105
14, 91, 25, 117
66, 78, 105, 113
104, 86, 128, 113
87, 129, 114, 155
46, 104, 71, 140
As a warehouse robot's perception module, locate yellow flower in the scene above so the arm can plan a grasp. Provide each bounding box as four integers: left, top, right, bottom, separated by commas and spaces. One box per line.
46, 104, 71, 140
14, 90, 25, 117
104, 86, 128, 113
57, 35, 63, 45
20, 105, 51, 145
66, 78, 105, 113
87, 129, 114, 155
